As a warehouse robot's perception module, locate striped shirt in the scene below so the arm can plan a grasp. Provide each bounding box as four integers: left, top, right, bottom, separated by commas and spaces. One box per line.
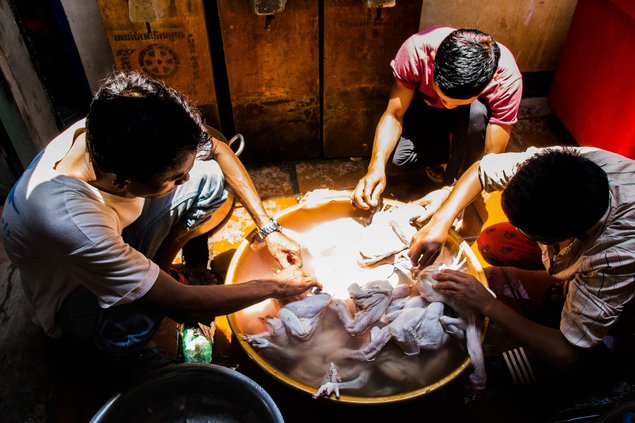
479, 147, 635, 348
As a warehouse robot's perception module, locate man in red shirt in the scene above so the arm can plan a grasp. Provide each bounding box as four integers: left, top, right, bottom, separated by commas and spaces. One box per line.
352, 26, 522, 210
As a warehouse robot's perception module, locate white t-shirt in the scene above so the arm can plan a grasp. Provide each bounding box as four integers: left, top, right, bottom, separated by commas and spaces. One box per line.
1, 119, 159, 337
479, 146, 635, 348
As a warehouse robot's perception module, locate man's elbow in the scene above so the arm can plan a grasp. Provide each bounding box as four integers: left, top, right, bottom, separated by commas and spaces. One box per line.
550, 344, 587, 371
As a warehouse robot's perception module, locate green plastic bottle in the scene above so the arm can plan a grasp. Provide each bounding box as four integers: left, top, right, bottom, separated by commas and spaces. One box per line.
181, 323, 214, 363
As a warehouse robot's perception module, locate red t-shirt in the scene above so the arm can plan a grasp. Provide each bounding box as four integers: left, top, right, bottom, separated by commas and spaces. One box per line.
390, 26, 523, 126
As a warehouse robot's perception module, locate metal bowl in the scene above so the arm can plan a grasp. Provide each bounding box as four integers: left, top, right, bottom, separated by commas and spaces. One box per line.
225, 195, 488, 403
90, 363, 284, 423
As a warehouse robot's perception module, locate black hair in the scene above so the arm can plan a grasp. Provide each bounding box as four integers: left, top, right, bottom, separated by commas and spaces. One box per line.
501, 148, 609, 241
85, 71, 209, 182
433, 29, 501, 100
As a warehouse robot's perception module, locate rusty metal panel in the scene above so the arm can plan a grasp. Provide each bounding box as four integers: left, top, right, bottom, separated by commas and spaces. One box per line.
323, 0, 421, 158
97, 0, 219, 125
217, 0, 320, 163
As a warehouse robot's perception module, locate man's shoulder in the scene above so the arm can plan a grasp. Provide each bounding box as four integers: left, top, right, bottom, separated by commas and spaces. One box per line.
580, 146, 635, 164
11, 169, 109, 236
496, 42, 521, 77
406, 26, 455, 47
392, 26, 455, 84
47, 117, 87, 147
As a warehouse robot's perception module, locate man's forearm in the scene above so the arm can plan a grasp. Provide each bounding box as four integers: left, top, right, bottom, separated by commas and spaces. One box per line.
144, 271, 277, 324
484, 299, 584, 369
432, 161, 484, 228
367, 80, 414, 171
367, 112, 403, 172
213, 140, 270, 228
484, 123, 512, 154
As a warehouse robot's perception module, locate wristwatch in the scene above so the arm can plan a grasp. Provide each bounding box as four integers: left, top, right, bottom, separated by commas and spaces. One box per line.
257, 217, 282, 240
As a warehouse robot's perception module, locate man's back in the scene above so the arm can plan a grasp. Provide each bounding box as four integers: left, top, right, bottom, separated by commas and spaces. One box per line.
1, 119, 157, 338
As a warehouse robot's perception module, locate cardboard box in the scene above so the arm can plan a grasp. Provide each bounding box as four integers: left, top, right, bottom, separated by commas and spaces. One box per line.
97, 0, 217, 110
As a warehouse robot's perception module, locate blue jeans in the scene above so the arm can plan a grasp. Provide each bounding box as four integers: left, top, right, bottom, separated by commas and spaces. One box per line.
57, 159, 227, 356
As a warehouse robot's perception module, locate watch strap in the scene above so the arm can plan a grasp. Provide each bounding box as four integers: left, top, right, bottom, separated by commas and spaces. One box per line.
257, 217, 281, 240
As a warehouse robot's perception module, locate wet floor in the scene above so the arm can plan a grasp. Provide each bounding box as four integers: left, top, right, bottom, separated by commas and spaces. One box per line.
2, 98, 634, 422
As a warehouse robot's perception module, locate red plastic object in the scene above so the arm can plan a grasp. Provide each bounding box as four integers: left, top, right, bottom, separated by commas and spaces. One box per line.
549, 0, 635, 158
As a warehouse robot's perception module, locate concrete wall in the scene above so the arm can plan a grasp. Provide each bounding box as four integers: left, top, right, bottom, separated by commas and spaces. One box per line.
420, 0, 579, 72
59, 0, 113, 93
0, 1, 59, 162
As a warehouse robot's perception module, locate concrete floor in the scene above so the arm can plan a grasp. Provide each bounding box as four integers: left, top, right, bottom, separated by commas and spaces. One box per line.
2, 98, 634, 422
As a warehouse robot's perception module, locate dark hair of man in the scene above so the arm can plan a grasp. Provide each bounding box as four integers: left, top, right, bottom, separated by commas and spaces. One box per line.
501, 148, 609, 241
433, 29, 501, 100
85, 71, 210, 183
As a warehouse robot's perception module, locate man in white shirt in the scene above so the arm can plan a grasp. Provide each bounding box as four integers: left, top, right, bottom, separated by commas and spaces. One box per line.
407, 146, 635, 383
1, 72, 319, 362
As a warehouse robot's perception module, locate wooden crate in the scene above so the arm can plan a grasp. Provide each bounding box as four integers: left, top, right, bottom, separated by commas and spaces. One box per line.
97, 0, 219, 124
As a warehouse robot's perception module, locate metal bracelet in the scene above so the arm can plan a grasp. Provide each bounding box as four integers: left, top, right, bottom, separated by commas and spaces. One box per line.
257, 217, 281, 240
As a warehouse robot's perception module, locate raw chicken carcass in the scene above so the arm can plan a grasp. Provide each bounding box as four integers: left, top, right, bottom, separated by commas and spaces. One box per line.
242, 315, 289, 349
358, 203, 427, 267
413, 261, 487, 390
331, 281, 410, 336
278, 293, 332, 341
334, 298, 455, 362
352, 301, 451, 360
241, 315, 299, 359
313, 362, 372, 399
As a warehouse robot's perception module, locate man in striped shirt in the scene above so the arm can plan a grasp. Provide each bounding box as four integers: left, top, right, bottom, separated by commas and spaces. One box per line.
408, 146, 635, 385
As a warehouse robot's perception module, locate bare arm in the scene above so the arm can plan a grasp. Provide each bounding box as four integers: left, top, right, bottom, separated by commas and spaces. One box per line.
352, 80, 414, 210
408, 160, 484, 267
139, 265, 321, 324
406, 123, 511, 266
433, 269, 586, 369
212, 138, 270, 229
211, 138, 302, 267
485, 123, 512, 154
